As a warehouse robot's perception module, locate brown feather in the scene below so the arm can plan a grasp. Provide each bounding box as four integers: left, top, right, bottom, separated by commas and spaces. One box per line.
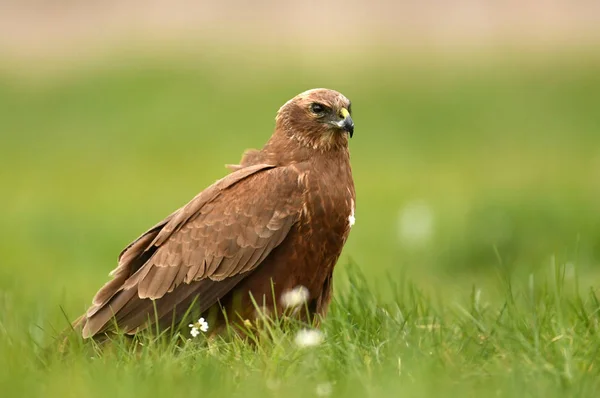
76, 88, 356, 340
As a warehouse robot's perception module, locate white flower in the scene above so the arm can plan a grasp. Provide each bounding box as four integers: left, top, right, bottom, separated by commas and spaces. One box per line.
198, 317, 209, 332
294, 328, 324, 347
188, 317, 209, 337
281, 285, 309, 308
397, 201, 435, 247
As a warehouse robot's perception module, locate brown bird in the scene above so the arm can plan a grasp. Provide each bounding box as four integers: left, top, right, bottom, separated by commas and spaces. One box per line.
75, 88, 356, 339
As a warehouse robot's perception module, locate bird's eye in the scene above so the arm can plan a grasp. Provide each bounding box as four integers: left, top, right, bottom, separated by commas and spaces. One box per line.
310, 103, 326, 115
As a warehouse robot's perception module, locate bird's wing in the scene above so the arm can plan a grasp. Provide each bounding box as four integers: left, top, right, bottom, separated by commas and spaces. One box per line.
82, 163, 306, 337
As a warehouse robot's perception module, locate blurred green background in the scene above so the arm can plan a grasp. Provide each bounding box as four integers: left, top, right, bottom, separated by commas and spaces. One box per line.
2, 48, 599, 318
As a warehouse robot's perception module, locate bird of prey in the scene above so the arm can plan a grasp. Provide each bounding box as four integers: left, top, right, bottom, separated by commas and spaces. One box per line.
75, 88, 356, 339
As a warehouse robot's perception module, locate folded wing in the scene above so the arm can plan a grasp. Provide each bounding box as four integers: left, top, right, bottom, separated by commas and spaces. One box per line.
81, 163, 305, 338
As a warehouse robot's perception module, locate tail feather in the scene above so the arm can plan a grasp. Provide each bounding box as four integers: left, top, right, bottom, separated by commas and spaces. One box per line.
78, 273, 248, 339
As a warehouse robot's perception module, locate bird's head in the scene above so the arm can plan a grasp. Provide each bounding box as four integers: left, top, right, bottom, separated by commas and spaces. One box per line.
274, 88, 354, 151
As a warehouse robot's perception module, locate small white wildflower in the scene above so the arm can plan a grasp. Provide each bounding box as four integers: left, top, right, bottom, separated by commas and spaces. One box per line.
198, 317, 209, 332
316, 382, 333, 397
188, 317, 209, 337
397, 201, 435, 247
281, 285, 310, 308
294, 328, 324, 348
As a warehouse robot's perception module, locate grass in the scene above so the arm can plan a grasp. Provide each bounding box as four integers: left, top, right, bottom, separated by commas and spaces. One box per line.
1, 48, 600, 396
3, 263, 600, 397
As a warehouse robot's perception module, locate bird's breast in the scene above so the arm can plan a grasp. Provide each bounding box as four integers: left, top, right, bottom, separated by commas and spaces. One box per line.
300, 165, 355, 244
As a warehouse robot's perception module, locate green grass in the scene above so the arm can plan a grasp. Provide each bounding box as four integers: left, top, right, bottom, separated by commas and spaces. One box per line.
3, 264, 600, 397
1, 49, 600, 396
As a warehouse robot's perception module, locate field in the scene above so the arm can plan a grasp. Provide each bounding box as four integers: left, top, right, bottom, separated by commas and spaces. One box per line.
1, 48, 600, 397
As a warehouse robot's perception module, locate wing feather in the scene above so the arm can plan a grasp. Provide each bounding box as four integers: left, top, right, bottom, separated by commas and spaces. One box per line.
81, 162, 306, 338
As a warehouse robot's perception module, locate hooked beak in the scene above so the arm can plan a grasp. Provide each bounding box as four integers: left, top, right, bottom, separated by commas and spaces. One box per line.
333, 108, 354, 138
